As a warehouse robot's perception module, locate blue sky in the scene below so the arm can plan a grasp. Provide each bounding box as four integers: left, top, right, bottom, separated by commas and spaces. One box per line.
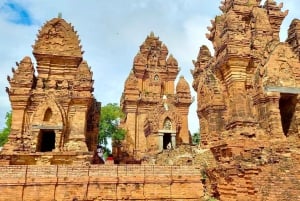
0, 0, 299, 134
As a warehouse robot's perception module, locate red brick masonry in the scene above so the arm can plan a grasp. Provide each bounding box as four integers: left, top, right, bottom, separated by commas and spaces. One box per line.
0, 165, 204, 201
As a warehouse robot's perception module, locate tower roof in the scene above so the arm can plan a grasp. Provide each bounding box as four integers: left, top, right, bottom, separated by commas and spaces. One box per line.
176, 76, 190, 93
167, 54, 178, 67
77, 60, 92, 78
124, 71, 138, 89
33, 18, 82, 58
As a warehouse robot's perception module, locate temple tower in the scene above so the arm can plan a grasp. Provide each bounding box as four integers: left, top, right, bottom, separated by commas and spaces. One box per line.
2, 17, 100, 165
192, 0, 300, 147
191, 1, 300, 199
120, 32, 192, 161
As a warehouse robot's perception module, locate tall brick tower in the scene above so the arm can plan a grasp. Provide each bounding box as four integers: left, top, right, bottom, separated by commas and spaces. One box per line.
192, 1, 300, 200
2, 17, 100, 165
119, 32, 192, 161
191, 0, 298, 146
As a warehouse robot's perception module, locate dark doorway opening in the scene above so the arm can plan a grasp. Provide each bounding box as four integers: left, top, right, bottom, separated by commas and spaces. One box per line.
38, 130, 55, 152
279, 93, 297, 136
163, 133, 171, 149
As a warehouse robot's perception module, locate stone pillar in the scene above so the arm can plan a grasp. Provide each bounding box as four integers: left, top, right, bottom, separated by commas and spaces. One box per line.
171, 133, 176, 149
158, 132, 163, 151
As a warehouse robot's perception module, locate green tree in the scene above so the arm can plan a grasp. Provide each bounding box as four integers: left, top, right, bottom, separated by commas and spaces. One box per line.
98, 103, 126, 149
0, 111, 12, 147
192, 131, 200, 145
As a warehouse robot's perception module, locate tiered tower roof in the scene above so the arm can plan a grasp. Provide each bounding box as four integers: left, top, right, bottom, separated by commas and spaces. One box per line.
33, 18, 83, 58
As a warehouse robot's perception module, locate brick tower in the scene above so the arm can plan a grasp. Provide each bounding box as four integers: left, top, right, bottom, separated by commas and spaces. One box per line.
192, 1, 300, 200
2, 17, 100, 165
119, 32, 192, 161
191, 0, 299, 146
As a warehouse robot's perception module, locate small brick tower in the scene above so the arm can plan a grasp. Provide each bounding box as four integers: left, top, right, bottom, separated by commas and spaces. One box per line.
2, 17, 100, 165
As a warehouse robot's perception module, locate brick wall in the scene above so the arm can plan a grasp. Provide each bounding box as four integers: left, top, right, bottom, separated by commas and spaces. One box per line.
207, 140, 300, 201
0, 165, 204, 201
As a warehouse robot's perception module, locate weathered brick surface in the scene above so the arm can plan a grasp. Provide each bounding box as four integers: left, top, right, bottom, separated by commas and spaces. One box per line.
0, 186, 23, 201
0, 165, 204, 201
24, 185, 56, 201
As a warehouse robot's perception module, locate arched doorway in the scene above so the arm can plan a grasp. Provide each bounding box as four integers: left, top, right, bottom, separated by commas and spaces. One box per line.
37, 130, 56, 152
158, 117, 176, 151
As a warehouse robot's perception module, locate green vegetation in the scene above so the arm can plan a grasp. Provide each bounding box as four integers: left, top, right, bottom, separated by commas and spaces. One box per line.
192, 131, 200, 145
0, 111, 12, 147
0, 103, 126, 153
98, 103, 126, 150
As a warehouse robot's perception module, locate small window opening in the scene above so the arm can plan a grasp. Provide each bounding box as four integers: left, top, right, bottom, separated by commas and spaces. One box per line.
43, 108, 52, 121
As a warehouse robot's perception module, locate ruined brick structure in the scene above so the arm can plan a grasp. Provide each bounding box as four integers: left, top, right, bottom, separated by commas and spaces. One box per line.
119, 32, 192, 162
2, 1, 300, 200
192, 0, 300, 200
0, 18, 204, 201
1, 17, 100, 165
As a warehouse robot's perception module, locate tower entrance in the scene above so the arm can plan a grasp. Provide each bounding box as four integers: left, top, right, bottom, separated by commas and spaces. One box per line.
279, 93, 297, 136
163, 133, 171, 149
37, 130, 56, 152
